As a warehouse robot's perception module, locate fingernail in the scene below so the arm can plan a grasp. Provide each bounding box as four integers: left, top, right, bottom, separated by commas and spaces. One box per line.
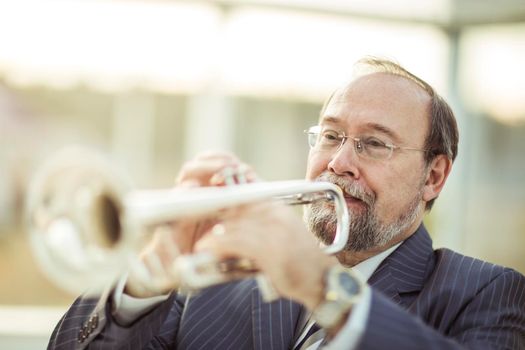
210, 173, 225, 186
211, 223, 226, 236
179, 180, 200, 188
222, 167, 236, 186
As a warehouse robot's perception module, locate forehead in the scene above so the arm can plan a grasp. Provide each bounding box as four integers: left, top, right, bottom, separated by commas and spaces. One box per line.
321, 73, 431, 143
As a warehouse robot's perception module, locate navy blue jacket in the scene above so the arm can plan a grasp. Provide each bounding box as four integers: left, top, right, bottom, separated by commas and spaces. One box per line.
48, 225, 525, 349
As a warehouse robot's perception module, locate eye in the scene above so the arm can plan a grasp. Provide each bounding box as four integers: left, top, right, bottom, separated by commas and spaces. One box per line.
321, 130, 340, 141
363, 136, 387, 148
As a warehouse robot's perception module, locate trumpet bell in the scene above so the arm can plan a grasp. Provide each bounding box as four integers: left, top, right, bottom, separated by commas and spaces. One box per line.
27, 148, 135, 294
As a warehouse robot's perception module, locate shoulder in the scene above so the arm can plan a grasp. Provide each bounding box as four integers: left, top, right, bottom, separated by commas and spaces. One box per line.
432, 248, 525, 292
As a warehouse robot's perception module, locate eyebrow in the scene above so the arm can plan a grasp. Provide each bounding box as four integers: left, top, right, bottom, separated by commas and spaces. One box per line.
320, 117, 401, 142
364, 122, 400, 142
319, 116, 342, 124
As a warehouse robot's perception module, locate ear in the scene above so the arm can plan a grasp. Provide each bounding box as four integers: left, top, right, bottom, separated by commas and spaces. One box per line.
422, 155, 452, 203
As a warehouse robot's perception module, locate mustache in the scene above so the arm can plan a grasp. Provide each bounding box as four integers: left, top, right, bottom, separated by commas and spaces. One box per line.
315, 173, 375, 207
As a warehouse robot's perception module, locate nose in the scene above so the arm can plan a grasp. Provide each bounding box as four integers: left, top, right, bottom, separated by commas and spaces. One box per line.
327, 139, 361, 179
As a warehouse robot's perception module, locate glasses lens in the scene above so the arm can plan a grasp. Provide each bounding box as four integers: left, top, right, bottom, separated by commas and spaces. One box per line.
307, 133, 318, 148
305, 126, 321, 148
361, 137, 392, 160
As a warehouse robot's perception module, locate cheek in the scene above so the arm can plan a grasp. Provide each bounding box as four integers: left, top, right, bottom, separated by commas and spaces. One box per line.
358, 162, 396, 208
305, 151, 329, 181
374, 164, 424, 215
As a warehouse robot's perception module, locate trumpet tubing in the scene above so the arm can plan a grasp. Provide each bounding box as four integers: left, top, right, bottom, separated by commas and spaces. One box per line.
27, 148, 349, 295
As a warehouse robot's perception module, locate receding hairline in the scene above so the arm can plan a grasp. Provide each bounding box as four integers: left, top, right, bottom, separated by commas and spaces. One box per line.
320, 71, 433, 123
353, 57, 436, 97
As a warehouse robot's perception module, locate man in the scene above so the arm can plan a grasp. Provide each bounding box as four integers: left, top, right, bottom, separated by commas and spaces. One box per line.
48, 58, 525, 349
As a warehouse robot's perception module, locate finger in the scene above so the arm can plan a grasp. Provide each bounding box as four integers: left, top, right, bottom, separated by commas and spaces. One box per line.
216, 166, 237, 186
140, 226, 181, 268
143, 252, 167, 279
156, 226, 181, 260
176, 159, 243, 187
132, 252, 178, 295
176, 159, 235, 186
168, 218, 218, 254
176, 149, 260, 189
209, 163, 259, 186
194, 150, 240, 163
211, 223, 226, 236
217, 200, 275, 222
194, 233, 259, 262
177, 179, 200, 188
234, 164, 259, 184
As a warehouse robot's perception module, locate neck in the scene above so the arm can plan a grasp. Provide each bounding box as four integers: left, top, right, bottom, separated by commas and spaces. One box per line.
336, 220, 422, 267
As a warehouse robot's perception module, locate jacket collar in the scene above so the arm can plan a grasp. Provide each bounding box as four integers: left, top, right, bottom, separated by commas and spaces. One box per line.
368, 224, 435, 305
250, 225, 436, 348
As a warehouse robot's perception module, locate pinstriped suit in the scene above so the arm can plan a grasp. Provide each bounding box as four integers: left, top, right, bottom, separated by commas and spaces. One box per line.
48, 225, 525, 349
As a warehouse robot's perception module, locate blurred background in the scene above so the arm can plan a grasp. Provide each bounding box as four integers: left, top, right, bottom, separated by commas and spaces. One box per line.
0, 0, 524, 347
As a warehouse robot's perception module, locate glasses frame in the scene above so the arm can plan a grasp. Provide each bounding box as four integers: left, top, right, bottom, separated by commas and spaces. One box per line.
304, 125, 429, 160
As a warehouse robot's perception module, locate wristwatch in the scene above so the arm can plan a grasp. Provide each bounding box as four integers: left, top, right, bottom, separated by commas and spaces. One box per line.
312, 264, 364, 329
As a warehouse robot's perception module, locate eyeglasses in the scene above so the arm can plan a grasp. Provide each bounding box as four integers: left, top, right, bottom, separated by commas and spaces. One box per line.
304, 125, 428, 160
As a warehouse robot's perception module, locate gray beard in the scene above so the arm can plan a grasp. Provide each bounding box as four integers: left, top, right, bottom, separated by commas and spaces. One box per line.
304, 173, 423, 252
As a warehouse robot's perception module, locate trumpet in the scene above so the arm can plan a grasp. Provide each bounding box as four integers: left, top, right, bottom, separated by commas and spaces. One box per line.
27, 148, 349, 296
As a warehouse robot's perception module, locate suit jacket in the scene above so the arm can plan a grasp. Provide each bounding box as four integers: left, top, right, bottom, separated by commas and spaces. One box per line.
48, 225, 525, 349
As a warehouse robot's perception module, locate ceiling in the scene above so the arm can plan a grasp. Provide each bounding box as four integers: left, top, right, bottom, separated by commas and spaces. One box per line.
200, 0, 525, 28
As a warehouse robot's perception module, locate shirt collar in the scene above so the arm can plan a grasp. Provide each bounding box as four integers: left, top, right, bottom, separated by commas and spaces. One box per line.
351, 242, 402, 281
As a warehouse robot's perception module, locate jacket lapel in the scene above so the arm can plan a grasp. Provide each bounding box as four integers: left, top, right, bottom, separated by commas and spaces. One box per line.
368, 224, 435, 308
251, 225, 435, 348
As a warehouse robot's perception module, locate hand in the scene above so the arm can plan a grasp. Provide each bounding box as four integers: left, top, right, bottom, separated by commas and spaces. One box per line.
172, 151, 258, 254
126, 151, 258, 297
176, 151, 257, 189
194, 201, 338, 310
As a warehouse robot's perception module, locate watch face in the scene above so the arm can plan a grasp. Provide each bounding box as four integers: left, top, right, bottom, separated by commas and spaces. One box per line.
314, 267, 363, 328
339, 272, 360, 295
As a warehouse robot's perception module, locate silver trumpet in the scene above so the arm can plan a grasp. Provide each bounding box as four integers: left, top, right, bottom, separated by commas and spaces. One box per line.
27, 148, 349, 296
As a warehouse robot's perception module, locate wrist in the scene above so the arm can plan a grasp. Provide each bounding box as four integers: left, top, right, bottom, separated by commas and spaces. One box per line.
124, 273, 174, 298
311, 264, 365, 329
296, 256, 339, 310
124, 282, 164, 299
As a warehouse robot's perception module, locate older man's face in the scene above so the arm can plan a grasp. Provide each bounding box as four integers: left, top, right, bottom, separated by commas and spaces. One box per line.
305, 73, 431, 252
